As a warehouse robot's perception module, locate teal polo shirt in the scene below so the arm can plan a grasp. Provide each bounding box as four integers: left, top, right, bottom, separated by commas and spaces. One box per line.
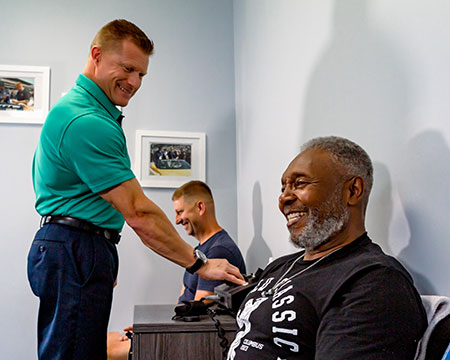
32, 74, 135, 231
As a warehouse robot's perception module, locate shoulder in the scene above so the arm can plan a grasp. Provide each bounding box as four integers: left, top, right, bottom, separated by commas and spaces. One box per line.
69, 112, 120, 132
336, 236, 414, 283
51, 78, 113, 121
312, 237, 419, 308
201, 231, 240, 258
47, 86, 105, 127
211, 230, 237, 245
59, 116, 123, 155
206, 230, 240, 251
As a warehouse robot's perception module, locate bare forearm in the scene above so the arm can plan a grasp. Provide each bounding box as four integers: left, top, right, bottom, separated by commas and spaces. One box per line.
126, 201, 195, 267
100, 178, 195, 267
126, 201, 244, 284
100, 178, 244, 284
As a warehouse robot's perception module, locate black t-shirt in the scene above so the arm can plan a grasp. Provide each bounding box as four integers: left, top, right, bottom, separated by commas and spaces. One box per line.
227, 233, 427, 360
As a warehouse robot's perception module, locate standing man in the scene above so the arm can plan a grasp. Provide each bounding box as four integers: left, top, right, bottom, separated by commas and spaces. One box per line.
28, 19, 243, 360
173, 181, 246, 302
227, 136, 427, 360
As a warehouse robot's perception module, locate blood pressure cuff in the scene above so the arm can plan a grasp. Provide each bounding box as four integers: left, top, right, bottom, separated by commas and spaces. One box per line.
172, 300, 213, 320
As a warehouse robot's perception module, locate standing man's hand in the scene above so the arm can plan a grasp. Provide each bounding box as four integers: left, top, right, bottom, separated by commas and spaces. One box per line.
196, 259, 245, 285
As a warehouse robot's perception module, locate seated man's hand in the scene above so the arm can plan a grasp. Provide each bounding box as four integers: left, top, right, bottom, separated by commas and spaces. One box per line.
196, 258, 245, 285
107, 332, 130, 360
120, 326, 133, 341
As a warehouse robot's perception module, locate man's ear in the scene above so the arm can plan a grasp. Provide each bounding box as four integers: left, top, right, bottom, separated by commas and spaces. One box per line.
196, 201, 206, 216
346, 176, 365, 205
91, 46, 102, 65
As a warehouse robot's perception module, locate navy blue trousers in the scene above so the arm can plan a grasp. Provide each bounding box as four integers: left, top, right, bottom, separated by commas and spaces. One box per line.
27, 223, 119, 360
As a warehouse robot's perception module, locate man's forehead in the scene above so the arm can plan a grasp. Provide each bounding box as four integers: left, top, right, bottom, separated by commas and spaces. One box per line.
173, 197, 185, 207
124, 39, 149, 55
111, 39, 149, 72
174, 195, 193, 206
281, 148, 334, 182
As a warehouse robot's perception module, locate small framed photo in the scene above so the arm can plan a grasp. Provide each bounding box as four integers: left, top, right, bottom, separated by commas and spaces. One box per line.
0, 65, 50, 124
135, 130, 206, 188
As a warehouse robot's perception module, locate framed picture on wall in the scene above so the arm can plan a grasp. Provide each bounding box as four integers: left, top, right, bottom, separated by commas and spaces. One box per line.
0, 65, 50, 124
135, 130, 206, 188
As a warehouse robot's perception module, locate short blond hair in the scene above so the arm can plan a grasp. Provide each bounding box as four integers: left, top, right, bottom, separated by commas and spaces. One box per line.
172, 181, 214, 204
91, 19, 154, 55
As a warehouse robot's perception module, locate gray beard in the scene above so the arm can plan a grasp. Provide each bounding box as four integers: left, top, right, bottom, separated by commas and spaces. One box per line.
290, 196, 350, 252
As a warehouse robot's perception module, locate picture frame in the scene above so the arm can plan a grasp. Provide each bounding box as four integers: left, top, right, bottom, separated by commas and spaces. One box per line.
0, 65, 50, 124
135, 130, 206, 188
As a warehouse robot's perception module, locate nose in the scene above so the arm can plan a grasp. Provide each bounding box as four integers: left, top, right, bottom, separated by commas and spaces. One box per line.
279, 184, 295, 209
128, 72, 141, 90
175, 214, 182, 225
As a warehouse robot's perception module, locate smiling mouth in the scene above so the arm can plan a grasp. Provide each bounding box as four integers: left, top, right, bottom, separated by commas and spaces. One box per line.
286, 211, 307, 226
118, 85, 132, 95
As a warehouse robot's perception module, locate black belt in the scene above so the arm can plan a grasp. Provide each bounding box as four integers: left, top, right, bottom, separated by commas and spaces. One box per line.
41, 216, 121, 244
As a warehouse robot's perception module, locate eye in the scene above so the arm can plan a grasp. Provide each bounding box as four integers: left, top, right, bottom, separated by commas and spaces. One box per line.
123, 66, 132, 73
294, 179, 308, 188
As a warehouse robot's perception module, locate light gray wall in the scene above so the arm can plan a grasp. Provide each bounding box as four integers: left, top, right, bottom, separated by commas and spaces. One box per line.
234, 0, 450, 299
4, 1, 449, 358
0, 1, 236, 358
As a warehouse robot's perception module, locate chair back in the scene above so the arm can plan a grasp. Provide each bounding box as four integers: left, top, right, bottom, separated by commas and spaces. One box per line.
415, 295, 450, 360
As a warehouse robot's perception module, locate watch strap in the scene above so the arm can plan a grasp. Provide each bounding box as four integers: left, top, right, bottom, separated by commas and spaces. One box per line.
186, 258, 204, 274
186, 249, 207, 274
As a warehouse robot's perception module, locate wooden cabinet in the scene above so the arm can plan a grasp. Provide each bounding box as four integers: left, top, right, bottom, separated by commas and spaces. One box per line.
132, 304, 237, 360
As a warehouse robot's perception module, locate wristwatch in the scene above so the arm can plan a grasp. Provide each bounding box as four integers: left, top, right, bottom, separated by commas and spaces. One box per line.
186, 249, 208, 274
